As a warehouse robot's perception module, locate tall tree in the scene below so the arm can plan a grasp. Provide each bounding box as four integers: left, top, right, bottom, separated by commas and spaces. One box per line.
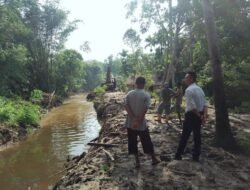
123, 28, 141, 53
22, 0, 79, 92
164, 0, 191, 86
53, 49, 85, 94
84, 61, 103, 91
125, 0, 192, 86
0, 2, 30, 96
202, 0, 235, 147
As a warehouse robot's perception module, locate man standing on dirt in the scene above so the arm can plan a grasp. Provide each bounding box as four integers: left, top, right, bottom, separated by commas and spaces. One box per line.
156, 83, 176, 124
175, 71, 208, 162
124, 76, 160, 168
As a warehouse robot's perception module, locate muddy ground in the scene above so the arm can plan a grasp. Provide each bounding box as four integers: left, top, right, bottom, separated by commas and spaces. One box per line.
53, 92, 250, 190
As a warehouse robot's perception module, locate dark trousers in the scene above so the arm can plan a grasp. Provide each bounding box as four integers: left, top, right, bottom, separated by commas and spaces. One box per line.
176, 111, 201, 159
127, 128, 154, 154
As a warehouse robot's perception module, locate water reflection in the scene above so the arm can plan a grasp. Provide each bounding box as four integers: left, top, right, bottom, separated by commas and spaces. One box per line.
0, 95, 100, 190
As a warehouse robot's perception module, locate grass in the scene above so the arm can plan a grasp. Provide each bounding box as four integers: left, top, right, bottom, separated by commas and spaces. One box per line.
100, 164, 110, 173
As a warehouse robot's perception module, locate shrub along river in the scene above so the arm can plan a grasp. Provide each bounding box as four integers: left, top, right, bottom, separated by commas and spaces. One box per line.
0, 94, 101, 190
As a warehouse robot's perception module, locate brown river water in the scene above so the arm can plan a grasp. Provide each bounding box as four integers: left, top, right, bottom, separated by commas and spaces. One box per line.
0, 94, 101, 190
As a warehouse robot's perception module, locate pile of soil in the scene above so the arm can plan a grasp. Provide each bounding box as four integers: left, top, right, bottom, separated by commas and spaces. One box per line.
53, 92, 250, 190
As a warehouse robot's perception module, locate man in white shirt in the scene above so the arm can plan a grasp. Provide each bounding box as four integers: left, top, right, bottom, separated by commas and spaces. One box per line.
175, 71, 208, 161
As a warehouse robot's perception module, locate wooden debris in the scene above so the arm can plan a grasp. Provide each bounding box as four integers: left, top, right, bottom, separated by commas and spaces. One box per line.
87, 142, 119, 147
102, 148, 115, 161
90, 136, 99, 142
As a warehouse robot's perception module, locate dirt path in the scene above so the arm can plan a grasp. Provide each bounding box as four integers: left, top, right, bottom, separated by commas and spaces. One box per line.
54, 92, 250, 190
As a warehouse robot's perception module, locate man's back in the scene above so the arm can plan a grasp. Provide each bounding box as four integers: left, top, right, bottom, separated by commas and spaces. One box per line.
126, 89, 150, 117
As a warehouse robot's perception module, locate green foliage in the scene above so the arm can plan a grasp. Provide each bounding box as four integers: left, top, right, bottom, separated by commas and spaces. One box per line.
143, 71, 154, 90
223, 61, 250, 109
111, 59, 122, 76
0, 45, 29, 97
0, 0, 249, 118
0, 96, 40, 127
0, 0, 81, 96
30, 89, 43, 103
118, 49, 134, 77
150, 91, 158, 100
116, 76, 128, 92
239, 102, 250, 113
23, 0, 81, 92
100, 164, 109, 173
94, 85, 107, 96
52, 49, 86, 95
16, 103, 40, 126
124, 0, 250, 113
231, 102, 250, 114
123, 28, 141, 51
83, 61, 104, 91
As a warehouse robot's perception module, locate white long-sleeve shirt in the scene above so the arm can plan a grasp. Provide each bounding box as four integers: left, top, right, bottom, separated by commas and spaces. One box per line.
185, 83, 207, 112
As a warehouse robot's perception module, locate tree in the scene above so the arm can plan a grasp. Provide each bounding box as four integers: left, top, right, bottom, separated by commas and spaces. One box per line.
125, 0, 193, 86
119, 49, 132, 77
0, 2, 30, 96
0, 0, 97, 97
202, 0, 235, 147
84, 61, 103, 91
80, 41, 91, 54
22, 0, 80, 92
53, 49, 85, 95
123, 28, 141, 53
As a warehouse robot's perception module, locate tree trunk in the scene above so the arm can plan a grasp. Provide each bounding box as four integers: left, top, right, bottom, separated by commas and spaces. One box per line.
168, 0, 173, 51
202, 0, 235, 148
165, 19, 181, 87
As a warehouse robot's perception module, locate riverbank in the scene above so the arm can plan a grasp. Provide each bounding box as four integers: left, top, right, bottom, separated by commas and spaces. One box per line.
53, 91, 250, 190
0, 93, 63, 151
0, 126, 18, 151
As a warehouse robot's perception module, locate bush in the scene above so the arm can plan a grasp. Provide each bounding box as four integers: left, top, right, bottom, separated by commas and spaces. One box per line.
16, 102, 40, 126
116, 77, 128, 92
0, 96, 40, 127
30, 89, 43, 104
0, 97, 14, 122
150, 91, 159, 101
94, 85, 107, 96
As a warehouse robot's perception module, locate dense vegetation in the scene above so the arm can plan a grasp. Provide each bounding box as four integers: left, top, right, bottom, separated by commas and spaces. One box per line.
0, 0, 249, 145
121, 0, 250, 111
1, 0, 249, 109
0, 0, 100, 97
0, 0, 105, 127
0, 96, 40, 127
96, 0, 250, 113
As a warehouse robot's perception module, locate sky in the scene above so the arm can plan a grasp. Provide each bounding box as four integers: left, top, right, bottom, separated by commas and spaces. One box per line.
60, 0, 132, 62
